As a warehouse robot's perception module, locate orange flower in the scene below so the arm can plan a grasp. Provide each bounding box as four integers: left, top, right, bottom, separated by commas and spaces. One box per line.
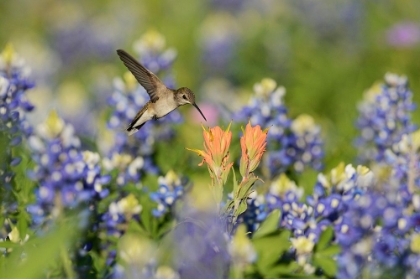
240, 122, 268, 177
187, 123, 233, 186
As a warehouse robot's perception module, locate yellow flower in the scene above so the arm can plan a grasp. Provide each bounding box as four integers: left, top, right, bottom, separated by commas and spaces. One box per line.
37, 110, 65, 139
123, 71, 138, 92
291, 236, 315, 255
412, 129, 420, 151
290, 114, 316, 136
229, 225, 256, 268
1, 43, 16, 65
253, 78, 277, 98
118, 194, 142, 216
269, 174, 302, 198
118, 233, 155, 265
411, 234, 420, 253
134, 29, 166, 53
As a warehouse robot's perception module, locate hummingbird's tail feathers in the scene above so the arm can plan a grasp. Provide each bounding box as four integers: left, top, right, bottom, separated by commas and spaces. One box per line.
127, 128, 138, 136
126, 123, 146, 136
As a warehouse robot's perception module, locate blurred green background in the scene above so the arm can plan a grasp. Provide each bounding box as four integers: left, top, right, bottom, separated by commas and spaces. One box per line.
1, 0, 419, 169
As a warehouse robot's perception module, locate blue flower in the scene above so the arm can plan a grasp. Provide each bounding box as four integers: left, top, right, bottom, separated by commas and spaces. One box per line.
27, 111, 109, 225
237, 191, 267, 233
0, 44, 35, 148
234, 78, 324, 177
150, 170, 186, 217
355, 73, 416, 163
198, 13, 239, 74
0, 44, 35, 236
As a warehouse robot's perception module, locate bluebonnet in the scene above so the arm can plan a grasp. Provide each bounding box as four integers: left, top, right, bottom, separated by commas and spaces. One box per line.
150, 170, 186, 217
132, 30, 177, 75
27, 111, 110, 225
291, 1, 363, 43
336, 73, 420, 278
198, 13, 239, 74
238, 163, 375, 275
0, 44, 35, 238
235, 78, 324, 177
335, 190, 414, 278
0, 44, 34, 157
49, 3, 123, 66
101, 193, 142, 240
287, 164, 373, 274
240, 174, 305, 235
105, 31, 182, 185
355, 73, 416, 163
100, 171, 186, 273
238, 191, 266, 233
0, 45, 34, 129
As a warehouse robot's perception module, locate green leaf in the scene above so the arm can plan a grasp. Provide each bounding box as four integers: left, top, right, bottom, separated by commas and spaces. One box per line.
0, 241, 20, 249
0, 216, 79, 279
313, 254, 337, 277
156, 219, 176, 238
253, 209, 281, 239
232, 168, 239, 195
262, 261, 300, 277
222, 200, 234, 217
11, 151, 35, 202
16, 209, 30, 239
315, 226, 334, 252
236, 200, 248, 216
139, 194, 160, 238
237, 176, 258, 199
317, 244, 341, 257
127, 219, 149, 236
252, 230, 291, 274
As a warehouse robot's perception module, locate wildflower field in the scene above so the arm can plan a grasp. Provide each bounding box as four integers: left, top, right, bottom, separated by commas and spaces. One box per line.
1, 1, 420, 278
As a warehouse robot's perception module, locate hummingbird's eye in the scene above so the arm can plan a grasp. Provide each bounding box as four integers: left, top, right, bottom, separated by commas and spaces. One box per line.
183, 95, 187, 100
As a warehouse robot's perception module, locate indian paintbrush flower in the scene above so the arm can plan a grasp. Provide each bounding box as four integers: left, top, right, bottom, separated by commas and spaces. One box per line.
187, 124, 233, 206
239, 121, 268, 178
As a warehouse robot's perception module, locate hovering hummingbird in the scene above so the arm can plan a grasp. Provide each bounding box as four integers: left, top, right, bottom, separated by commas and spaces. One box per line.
116, 49, 207, 136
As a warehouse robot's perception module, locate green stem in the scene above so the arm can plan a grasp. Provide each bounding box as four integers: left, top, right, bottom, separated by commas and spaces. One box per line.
60, 245, 75, 279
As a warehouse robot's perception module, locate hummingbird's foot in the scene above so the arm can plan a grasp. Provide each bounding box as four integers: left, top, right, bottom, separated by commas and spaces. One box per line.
152, 115, 158, 121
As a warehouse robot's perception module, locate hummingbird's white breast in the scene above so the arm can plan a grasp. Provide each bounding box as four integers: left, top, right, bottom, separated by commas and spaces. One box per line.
152, 93, 178, 118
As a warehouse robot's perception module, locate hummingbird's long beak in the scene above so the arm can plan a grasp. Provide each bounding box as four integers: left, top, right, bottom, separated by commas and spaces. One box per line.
192, 103, 207, 121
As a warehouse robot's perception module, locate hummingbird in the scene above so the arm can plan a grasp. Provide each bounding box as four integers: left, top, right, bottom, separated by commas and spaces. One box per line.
116, 49, 207, 136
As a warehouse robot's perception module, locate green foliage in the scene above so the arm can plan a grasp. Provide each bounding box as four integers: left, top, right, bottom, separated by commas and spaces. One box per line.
0, 215, 81, 279
1, 1, 419, 278
252, 229, 291, 276
253, 209, 281, 239
312, 227, 341, 278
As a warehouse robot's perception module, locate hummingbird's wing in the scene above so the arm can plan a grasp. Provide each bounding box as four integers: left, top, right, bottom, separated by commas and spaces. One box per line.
116, 49, 165, 103
127, 101, 151, 134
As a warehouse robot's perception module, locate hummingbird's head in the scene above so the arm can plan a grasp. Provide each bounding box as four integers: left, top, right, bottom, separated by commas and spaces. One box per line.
176, 87, 196, 105
176, 87, 207, 121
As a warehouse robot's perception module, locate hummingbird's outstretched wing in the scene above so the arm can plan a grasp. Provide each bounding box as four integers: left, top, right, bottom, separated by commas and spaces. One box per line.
116, 49, 165, 103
